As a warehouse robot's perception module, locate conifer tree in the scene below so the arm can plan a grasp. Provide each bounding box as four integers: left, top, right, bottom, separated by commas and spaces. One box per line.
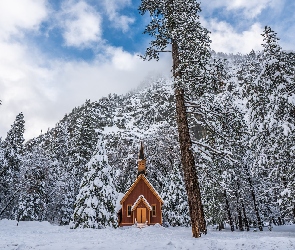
72, 100, 98, 193
16, 144, 48, 222
71, 135, 117, 229
246, 26, 295, 222
51, 121, 77, 225
161, 164, 190, 227
0, 113, 25, 219
46, 162, 75, 225
0, 137, 6, 215
0, 137, 4, 166
139, 0, 211, 237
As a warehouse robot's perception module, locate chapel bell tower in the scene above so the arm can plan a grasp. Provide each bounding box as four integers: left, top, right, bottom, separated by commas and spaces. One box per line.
137, 142, 146, 176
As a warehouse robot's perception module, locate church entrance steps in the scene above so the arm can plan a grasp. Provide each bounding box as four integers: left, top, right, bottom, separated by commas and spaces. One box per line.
136, 223, 147, 228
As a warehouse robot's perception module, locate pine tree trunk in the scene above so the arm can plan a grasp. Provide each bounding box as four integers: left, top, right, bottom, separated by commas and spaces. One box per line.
248, 177, 263, 231
237, 180, 249, 231
224, 190, 234, 231
235, 181, 244, 231
237, 206, 244, 231
242, 201, 249, 231
172, 41, 205, 238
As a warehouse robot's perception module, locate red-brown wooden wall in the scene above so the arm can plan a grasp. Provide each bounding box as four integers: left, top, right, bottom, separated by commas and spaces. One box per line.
120, 178, 162, 226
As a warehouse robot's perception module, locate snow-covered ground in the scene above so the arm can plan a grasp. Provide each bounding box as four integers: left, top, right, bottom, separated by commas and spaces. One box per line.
1, 220, 295, 250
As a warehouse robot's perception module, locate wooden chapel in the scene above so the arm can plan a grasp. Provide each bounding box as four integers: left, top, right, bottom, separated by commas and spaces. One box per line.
117, 142, 164, 226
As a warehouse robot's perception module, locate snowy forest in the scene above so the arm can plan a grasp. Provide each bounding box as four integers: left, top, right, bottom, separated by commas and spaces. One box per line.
1, 1, 295, 235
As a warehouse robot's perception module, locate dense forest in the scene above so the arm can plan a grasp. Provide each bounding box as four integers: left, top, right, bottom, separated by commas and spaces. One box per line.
1, 25, 295, 231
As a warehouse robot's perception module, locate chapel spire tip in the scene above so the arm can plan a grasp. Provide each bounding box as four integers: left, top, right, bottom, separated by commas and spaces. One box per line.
138, 141, 145, 160
137, 141, 146, 177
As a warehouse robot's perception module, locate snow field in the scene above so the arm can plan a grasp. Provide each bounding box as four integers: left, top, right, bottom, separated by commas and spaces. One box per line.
1, 220, 295, 250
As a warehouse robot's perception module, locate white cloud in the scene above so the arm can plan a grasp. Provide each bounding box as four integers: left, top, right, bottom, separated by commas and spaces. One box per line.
226, 0, 272, 16
0, 41, 57, 140
60, 1, 102, 47
0, 0, 51, 140
0, 0, 48, 39
0, 42, 171, 140
102, 0, 135, 32
203, 19, 263, 54
202, 0, 280, 18
50, 46, 171, 114
107, 47, 137, 71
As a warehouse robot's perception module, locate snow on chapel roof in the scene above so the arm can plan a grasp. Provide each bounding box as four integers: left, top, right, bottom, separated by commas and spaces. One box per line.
120, 174, 164, 204
131, 195, 152, 211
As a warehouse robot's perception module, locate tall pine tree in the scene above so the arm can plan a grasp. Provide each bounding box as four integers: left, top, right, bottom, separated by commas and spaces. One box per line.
71, 135, 117, 229
139, 0, 211, 237
246, 26, 295, 222
161, 164, 190, 227
0, 113, 25, 219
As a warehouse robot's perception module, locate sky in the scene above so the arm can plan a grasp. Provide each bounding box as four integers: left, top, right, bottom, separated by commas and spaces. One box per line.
0, 0, 294, 141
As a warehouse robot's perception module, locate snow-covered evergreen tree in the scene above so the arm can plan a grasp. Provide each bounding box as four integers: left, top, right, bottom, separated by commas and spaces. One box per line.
161, 164, 190, 227
0, 113, 25, 219
0, 137, 6, 216
246, 26, 295, 221
16, 142, 48, 221
71, 135, 117, 229
139, 0, 212, 237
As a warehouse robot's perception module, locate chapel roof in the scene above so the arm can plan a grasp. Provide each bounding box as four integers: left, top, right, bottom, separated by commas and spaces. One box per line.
120, 174, 164, 205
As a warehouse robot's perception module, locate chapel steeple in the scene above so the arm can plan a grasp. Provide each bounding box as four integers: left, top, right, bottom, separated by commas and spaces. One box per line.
137, 142, 146, 176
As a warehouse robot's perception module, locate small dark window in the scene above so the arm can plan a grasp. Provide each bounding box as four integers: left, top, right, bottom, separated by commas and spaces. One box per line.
127, 205, 132, 217
152, 205, 156, 217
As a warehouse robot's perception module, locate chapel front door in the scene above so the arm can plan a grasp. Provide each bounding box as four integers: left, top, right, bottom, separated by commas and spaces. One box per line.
136, 208, 146, 223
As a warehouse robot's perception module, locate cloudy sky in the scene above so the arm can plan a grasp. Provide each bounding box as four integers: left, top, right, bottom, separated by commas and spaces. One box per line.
0, 0, 294, 140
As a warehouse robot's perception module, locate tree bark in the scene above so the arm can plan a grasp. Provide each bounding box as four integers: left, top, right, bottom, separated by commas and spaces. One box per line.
237, 206, 244, 231
224, 190, 234, 231
237, 180, 250, 231
235, 181, 244, 231
172, 41, 205, 237
248, 177, 263, 231
241, 201, 249, 231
